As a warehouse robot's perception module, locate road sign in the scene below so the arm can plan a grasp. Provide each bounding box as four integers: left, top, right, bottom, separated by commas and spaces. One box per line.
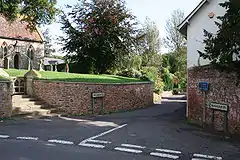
198, 82, 209, 91
92, 92, 105, 98
208, 102, 228, 112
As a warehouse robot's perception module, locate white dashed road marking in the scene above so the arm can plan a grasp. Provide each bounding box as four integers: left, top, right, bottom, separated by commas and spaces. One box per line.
150, 152, 180, 159
16, 137, 38, 140
156, 148, 182, 154
0, 135, 10, 139
114, 147, 143, 153
121, 144, 146, 149
193, 154, 222, 160
191, 158, 209, 160
79, 143, 105, 149
87, 139, 111, 144
48, 139, 74, 145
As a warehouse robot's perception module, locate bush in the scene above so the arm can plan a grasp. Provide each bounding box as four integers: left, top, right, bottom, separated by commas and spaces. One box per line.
141, 67, 164, 94
154, 75, 165, 94
117, 68, 142, 79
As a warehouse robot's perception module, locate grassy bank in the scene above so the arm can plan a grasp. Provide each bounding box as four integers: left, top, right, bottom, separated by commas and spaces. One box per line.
4, 69, 148, 83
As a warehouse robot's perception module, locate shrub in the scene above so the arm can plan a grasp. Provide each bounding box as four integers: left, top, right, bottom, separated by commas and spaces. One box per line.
117, 68, 142, 79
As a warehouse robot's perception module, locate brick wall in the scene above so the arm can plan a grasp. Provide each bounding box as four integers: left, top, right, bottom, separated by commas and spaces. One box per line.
32, 80, 153, 115
188, 65, 240, 134
0, 81, 12, 118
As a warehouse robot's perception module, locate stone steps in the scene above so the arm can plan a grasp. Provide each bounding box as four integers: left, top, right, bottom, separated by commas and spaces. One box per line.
12, 94, 58, 118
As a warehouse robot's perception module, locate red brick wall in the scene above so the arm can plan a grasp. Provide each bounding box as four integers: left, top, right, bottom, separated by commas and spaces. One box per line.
0, 81, 12, 118
33, 80, 153, 115
188, 65, 240, 134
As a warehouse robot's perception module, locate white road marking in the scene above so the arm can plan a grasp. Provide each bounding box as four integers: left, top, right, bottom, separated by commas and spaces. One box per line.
191, 158, 209, 160
16, 137, 38, 140
150, 152, 179, 159
156, 148, 182, 154
87, 139, 111, 144
121, 144, 146, 149
45, 143, 56, 146
193, 154, 222, 160
114, 147, 143, 153
0, 135, 10, 138
79, 143, 105, 149
48, 139, 74, 145
79, 124, 127, 144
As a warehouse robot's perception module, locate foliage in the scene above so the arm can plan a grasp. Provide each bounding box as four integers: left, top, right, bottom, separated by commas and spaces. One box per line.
136, 17, 161, 55
4, 69, 148, 83
198, 0, 240, 76
136, 17, 162, 67
116, 68, 142, 79
60, 0, 138, 74
0, 0, 58, 30
161, 67, 174, 91
141, 66, 164, 94
163, 9, 186, 51
154, 74, 164, 94
42, 28, 56, 57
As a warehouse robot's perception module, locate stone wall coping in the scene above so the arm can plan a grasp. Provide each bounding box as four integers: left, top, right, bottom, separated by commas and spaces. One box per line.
33, 79, 153, 85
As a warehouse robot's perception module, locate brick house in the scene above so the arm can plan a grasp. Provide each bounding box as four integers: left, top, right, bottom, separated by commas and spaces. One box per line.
0, 15, 45, 70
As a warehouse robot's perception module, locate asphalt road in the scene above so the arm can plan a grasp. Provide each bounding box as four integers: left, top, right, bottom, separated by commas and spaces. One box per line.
0, 95, 239, 160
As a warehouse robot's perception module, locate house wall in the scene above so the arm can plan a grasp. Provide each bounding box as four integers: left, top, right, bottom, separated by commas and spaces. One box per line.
32, 80, 154, 116
187, 0, 226, 68
0, 81, 13, 118
188, 66, 240, 134
0, 38, 44, 70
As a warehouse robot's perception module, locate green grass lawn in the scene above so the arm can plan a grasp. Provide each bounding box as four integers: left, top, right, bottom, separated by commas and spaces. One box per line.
4, 69, 148, 83
0, 76, 9, 81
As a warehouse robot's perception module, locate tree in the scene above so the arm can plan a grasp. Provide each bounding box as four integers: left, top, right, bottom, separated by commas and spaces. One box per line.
198, 0, 240, 73
164, 9, 186, 51
60, 0, 138, 74
42, 28, 56, 57
136, 17, 161, 67
0, 0, 58, 30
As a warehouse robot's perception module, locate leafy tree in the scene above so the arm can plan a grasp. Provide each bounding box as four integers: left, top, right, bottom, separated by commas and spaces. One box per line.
0, 0, 58, 30
42, 28, 56, 57
198, 0, 240, 74
164, 9, 186, 51
60, 0, 138, 74
137, 17, 161, 67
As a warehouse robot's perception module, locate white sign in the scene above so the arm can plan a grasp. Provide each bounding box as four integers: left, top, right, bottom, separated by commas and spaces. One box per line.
208, 102, 228, 111
92, 93, 105, 98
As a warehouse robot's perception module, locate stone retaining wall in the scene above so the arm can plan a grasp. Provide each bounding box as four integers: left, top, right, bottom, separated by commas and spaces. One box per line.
188, 65, 240, 134
32, 80, 153, 115
0, 81, 12, 118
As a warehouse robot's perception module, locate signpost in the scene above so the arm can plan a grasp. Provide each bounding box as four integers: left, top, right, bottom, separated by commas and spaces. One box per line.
198, 82, 209, 128
91, 92, 105, 114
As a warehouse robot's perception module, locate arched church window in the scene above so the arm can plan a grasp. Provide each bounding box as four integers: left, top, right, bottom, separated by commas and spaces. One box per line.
3, 46, 8, 56
0, 46, 3, 59
27, 46, 34, 60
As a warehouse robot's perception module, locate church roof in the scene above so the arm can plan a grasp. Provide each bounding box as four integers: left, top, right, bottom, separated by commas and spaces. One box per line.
0, 15, 44, 43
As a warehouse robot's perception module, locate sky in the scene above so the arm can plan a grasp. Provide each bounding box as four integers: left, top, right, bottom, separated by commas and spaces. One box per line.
45, 0, 202, 54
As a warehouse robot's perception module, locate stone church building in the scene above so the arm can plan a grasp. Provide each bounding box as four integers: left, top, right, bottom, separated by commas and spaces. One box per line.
0, 15, 44, 70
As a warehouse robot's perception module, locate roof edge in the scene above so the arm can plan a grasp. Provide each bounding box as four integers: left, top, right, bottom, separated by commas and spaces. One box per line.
177, 0, 209, 36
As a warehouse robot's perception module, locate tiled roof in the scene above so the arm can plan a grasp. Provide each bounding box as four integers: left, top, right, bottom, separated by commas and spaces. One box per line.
0, 15, 43, 42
